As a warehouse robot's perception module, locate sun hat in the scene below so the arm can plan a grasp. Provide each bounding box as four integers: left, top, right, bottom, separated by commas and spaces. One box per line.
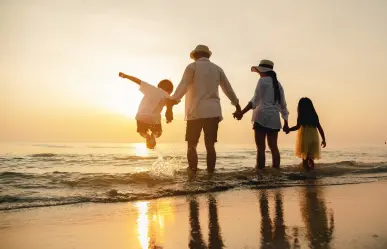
252, 59, 274, 73
190, 44, 212, 59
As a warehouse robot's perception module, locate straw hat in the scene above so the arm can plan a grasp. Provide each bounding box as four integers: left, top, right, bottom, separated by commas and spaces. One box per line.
190, 45, 212, 59
252, 59, 274, 73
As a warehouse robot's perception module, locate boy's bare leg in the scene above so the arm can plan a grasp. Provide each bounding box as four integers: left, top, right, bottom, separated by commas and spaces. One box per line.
153, 131, 162, 138
139, 132, 148, 138
146, 133, 156, 149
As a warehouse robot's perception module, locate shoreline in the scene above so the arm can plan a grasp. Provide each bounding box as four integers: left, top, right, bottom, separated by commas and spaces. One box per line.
2, 180, 387, 249
1, 171, 383, 212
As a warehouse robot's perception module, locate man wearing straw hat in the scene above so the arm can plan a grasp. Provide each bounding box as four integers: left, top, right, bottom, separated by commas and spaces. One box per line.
171, 44, 241, 174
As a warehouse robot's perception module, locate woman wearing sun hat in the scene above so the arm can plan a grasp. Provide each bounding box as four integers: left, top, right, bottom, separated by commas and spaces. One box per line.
234, 59, 289, 170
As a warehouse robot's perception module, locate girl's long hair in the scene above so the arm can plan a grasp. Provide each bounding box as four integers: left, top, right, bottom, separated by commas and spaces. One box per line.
265, 71, 281, 104
297, 97, 320, 127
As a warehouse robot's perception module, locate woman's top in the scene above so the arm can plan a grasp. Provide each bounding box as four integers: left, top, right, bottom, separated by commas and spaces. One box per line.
250, 76, 289, 130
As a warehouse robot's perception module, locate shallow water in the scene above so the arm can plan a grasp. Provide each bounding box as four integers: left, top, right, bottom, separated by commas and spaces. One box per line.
0, 142, 386, 210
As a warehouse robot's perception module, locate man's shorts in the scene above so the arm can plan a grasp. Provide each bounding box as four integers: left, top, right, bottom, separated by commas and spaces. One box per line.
185, 117, 220, 144
137, 120, 162, 135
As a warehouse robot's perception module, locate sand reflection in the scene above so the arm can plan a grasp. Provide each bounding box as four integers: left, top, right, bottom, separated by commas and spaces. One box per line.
135, 200, 174, 249
188, 194, 224, 249
258, 186, 335, 249
300, 184, 335, 249
258, 190, 290, 249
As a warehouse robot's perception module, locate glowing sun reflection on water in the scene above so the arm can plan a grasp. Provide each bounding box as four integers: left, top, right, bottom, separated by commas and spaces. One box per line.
135, 143, 148, 157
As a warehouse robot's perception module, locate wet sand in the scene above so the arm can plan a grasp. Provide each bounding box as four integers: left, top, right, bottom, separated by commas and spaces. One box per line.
1, 180, 387, 249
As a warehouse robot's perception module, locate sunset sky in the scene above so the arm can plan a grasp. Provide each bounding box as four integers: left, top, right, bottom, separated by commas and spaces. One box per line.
1, 0, 387, 145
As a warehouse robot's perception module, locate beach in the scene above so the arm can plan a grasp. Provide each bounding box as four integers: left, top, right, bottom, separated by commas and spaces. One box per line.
2, 0, 387, 248
1, 143, 386, 249
2, 180, 387, 249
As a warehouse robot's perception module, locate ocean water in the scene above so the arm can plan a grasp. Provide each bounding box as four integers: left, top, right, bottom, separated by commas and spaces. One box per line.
0, 142, 386, 210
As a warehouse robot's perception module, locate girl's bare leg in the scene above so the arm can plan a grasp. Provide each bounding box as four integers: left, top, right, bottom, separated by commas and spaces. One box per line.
308, 154, 315, 169
302, 159, 309, 170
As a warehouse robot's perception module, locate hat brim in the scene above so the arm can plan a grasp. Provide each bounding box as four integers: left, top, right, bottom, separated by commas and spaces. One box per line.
253, 66, 273, 73
190, 50, 212, 59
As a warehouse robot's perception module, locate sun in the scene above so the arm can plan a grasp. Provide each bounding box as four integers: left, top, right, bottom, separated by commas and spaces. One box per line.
99, 80, 143, 118
91, 58, 174, 118
105, 91, 141, 118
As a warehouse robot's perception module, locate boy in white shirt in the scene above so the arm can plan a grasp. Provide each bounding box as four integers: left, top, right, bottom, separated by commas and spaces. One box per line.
118, 72, 174, 149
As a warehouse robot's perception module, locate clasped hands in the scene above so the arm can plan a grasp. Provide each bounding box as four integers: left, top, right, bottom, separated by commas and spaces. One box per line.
233, 110, 243, 120
283, 125, 290, 134
233, 105, 243, 120
165, 99, 179, 123
233, 107, 291, 136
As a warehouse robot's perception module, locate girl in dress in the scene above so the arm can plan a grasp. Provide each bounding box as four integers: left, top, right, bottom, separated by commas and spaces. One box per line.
286, 98, 326, 170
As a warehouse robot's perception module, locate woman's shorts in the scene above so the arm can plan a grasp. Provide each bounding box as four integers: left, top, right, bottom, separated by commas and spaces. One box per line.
253, 122, 280, 133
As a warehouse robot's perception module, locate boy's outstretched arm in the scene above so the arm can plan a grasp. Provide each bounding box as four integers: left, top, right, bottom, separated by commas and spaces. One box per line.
317, 124, 326, 147
118, 72, 142, 85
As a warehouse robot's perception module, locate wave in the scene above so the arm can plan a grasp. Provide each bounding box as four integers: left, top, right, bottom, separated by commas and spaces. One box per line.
0, 177, 377, 211
88, 145, 131, 149
12, 154, 177, 162
1, 161, 387, 186
113, 155, 160, 161
0, 171, 37, 179
1, 160, 387, 211
29, 153, 58, 158
32, 144, 73, 148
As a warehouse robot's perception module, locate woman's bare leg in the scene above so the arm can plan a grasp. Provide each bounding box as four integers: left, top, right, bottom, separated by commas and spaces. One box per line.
255, 131, 267, 169
267, 132, 280, 169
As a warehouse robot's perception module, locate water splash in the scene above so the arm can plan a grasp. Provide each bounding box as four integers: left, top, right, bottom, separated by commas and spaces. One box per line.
149, 155, 183, 178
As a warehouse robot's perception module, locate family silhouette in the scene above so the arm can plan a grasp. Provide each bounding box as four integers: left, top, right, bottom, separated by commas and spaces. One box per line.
120, 44, 326, 174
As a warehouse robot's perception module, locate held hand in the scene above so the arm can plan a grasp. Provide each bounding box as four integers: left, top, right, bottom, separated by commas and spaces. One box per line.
233, 110, 243, 120
233, 104, 243, 120
165, 109, 173, 124
166, 98, 178, 108
321, 140, 326, 148
283, 123, 290, 134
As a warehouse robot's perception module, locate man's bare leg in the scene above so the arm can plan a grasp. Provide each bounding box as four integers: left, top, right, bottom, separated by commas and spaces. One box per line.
187, 141, 198, 173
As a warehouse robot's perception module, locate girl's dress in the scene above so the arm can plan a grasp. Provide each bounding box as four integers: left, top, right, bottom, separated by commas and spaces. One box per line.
295, 125, 321, 160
